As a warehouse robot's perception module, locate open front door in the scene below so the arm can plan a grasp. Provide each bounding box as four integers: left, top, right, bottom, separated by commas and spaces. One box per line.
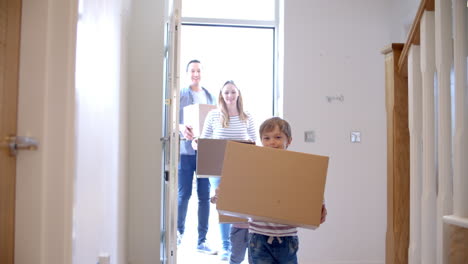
161, 0, 181, 263
0, 0, 22, 263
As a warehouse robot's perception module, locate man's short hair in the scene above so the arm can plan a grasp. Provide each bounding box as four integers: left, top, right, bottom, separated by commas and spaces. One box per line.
186, 59, 201, 72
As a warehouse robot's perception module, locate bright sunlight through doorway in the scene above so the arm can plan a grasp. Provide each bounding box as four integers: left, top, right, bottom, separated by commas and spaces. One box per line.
176, 1, 279, 263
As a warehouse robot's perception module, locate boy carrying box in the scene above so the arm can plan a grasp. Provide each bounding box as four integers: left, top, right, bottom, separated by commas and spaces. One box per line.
214, 117, 328, 264
248, 117, 327, 264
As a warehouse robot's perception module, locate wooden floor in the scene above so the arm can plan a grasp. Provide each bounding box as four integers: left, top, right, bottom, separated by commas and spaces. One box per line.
176, 178, 248, 264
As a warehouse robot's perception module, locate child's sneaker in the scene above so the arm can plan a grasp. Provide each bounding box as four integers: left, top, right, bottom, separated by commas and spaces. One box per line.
219, 249, 230, 261
196, 242, 217, 255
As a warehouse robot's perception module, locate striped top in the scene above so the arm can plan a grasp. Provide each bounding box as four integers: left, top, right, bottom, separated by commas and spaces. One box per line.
250, 202, 326, 236
248, 222, 298, 237
200, 109, 256, 141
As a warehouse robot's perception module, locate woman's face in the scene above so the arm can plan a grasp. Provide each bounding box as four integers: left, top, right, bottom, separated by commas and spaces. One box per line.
221, 83, 239, 106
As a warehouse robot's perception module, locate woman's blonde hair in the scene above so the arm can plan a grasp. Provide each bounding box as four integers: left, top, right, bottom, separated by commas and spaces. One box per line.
218, 80, 248, 128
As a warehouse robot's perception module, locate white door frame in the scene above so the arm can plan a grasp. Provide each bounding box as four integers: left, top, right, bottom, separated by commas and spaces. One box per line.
161, 0, 182, 262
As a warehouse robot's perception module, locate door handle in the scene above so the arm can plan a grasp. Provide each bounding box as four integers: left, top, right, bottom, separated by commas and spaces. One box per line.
1, 136, 39, 156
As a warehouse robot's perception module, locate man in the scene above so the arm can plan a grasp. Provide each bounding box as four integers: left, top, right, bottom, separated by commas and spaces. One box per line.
178, 59, 217, 254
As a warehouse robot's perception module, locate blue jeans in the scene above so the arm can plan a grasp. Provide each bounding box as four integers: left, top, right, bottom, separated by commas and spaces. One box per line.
177, 154, 211, 245
249, 234, 299, 264
210, 177, 231, 251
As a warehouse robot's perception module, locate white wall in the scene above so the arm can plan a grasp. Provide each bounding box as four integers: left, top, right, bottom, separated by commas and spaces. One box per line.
126, 0, 166, 263
73, 0, 130, 263
16, 0, 166, 262
389, 0, 421, 43
70, 0, 167, 262
283, 0, 391, 263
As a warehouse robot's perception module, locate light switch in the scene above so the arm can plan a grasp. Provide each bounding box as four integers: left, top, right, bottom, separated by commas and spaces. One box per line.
304, 130, 315, 142
98, 253, 110, 264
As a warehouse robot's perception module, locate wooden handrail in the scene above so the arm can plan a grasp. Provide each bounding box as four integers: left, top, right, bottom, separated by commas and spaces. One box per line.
381, 43, 404, 55
397, 0, 435, 75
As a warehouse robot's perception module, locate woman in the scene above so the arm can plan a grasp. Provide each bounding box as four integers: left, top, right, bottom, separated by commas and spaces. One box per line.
197, 80, 256, 262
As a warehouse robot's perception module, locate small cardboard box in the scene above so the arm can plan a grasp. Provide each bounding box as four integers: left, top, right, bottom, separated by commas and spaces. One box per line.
196, 138, 254, 178
216, 141, 329, 229
183, 104, 217, 137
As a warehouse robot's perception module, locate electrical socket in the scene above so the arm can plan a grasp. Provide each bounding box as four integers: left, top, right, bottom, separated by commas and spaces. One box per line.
351, 131, 361, 143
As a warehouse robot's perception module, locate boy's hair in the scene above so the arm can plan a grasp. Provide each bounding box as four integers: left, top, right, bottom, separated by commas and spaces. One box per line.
186, 59, 201, 72
259, 117, 292, 140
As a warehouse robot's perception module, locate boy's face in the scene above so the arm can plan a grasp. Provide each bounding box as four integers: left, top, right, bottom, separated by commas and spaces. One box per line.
261, 126, 291, 150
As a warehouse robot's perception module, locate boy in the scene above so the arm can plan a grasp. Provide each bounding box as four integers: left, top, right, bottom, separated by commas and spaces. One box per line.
248, 117, 327, 264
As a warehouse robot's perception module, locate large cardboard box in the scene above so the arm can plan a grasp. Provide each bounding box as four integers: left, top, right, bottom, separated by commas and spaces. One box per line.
196, 138, 254, 178
183, 104, 217, 137
216, 141, 329, 229
218, 214, 248, 224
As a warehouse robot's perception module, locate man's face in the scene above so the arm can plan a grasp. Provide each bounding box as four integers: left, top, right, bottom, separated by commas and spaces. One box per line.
187, 62, 202, 87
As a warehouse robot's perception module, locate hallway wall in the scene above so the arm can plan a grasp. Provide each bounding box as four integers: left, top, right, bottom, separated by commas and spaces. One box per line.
282, 0, 413, 263
389, 0, 421, 43
73, 0, 131, 263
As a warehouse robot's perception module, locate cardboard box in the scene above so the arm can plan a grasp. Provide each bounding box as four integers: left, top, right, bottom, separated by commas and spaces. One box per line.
183, 104, 217, 137
218, 214, 248, 224
196, 138, 254, 178
216, 141, 329, 229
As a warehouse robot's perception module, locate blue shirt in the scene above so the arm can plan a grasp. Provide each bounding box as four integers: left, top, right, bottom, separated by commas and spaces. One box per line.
179, 86, 216, 155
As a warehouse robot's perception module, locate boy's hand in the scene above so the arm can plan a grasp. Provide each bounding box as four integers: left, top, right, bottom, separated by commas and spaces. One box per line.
320, 204, 327, 224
